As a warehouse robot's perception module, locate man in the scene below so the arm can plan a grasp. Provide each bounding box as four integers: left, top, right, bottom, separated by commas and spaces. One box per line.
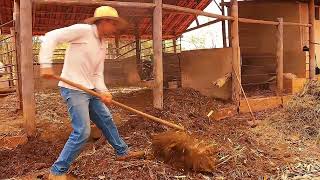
40, 6, 140, 179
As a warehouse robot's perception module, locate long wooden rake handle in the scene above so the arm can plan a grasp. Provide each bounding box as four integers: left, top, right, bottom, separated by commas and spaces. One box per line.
52, 75, 185, 131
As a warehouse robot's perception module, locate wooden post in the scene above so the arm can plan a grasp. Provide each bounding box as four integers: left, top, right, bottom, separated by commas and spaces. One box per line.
20, 0, 36, 136
231, 0, 241, 105
135, 32, 141, 66
276, 18, 284, 96
173, 38, 177, 53
8, 29, 15, 87
221, 0, 227, 47
153, 0, 163, 109
115, 35, 120, 57
309, 0, 316, 79
5, 41, 13, 86
14, 0, 23, 110
135, 24, 142, 76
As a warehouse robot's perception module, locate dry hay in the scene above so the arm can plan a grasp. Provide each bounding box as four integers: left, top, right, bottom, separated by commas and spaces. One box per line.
267, 80, 320, 140
162, 89, 228, 121
277, 159, 320, 179
151, 131, 216, 172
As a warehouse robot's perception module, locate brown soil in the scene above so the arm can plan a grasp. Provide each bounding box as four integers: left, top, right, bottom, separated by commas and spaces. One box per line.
0, 88, 319, 179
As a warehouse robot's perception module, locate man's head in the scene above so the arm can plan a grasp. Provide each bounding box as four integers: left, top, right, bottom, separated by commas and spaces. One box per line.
84, 6, 127, 37
95, 19, 118, 36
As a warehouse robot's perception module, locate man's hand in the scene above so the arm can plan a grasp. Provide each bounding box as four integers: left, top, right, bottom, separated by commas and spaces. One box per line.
100, 91, 113, 105
40, 67, 55, 79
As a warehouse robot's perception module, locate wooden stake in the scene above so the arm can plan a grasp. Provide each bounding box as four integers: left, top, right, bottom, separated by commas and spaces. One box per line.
231, 0, 241, 105
153, 0, 163, 109
20, 0, 36, 136
232, 66, 256, 124
309, 0, 316, 79
276, 18, 284, 96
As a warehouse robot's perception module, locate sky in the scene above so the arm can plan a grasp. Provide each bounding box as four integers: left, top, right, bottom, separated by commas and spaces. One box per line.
181, 0, 226, 50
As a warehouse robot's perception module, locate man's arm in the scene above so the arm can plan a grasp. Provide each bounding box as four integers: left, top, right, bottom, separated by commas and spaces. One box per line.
39, 24, 90, 78
93, 60, 113, 105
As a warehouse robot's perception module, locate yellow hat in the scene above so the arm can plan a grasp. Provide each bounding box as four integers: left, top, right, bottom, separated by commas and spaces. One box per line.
84, 6, 128, 29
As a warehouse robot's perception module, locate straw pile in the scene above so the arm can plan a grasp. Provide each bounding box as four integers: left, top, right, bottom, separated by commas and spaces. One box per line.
151, 131, 216, 172
267, 80, 320, 139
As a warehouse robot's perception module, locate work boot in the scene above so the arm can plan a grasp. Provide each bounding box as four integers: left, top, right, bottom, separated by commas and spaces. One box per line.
116, 151, 145, 161
48, 173, 77, 180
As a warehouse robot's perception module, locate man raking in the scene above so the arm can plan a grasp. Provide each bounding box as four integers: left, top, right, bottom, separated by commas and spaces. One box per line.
39, 6, 141, 179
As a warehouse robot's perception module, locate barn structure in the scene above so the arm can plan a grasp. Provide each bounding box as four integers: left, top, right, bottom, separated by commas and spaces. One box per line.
0, 0, 319, 136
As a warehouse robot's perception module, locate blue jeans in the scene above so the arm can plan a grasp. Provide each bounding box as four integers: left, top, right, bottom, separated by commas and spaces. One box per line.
51, 87, 128, 175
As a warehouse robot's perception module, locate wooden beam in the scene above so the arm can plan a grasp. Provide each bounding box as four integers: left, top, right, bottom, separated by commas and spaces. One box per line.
276, 18, 284, 96
162, 4, 234, 20
309, 0, 316, 79
14, 0, 22, 110
20, 0, 36, 136
153, 0, 163, 109
283, 22, 311, 27
213, 0, 223, 12
184, 19, 222, 33
162, 3, 310, 28
221, 0, 227, 47
238, 18, 311, 27
33, 0, 156, 9
239, 18, 279, 25
231, 0, 241, 105
195, 17, 200, 26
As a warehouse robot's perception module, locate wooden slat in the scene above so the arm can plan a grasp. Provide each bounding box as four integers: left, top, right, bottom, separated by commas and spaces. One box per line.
20, 0, 36, 136
309, 0, 316, 79
276, 18, 284, 96
221, 0, 227, 47
153, 0, 163, 109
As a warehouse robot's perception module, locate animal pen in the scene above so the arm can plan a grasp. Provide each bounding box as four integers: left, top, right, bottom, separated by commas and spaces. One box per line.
1, 0, 320, 179
0, 0, 318, 135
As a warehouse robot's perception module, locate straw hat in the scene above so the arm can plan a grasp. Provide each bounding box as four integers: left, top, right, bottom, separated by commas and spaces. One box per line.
84, 6, 128, 29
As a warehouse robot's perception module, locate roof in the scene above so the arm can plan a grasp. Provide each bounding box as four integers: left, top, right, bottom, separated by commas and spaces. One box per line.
0, 0, 211, 39
238, 0, 320, 5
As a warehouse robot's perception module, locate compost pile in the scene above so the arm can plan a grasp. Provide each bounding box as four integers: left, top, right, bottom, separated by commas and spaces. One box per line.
267, 80, 320, 140
149, 88, 230, 132
2, 87, 316, 179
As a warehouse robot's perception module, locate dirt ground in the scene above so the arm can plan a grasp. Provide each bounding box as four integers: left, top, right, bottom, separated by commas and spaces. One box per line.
0, 87, 320, 180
